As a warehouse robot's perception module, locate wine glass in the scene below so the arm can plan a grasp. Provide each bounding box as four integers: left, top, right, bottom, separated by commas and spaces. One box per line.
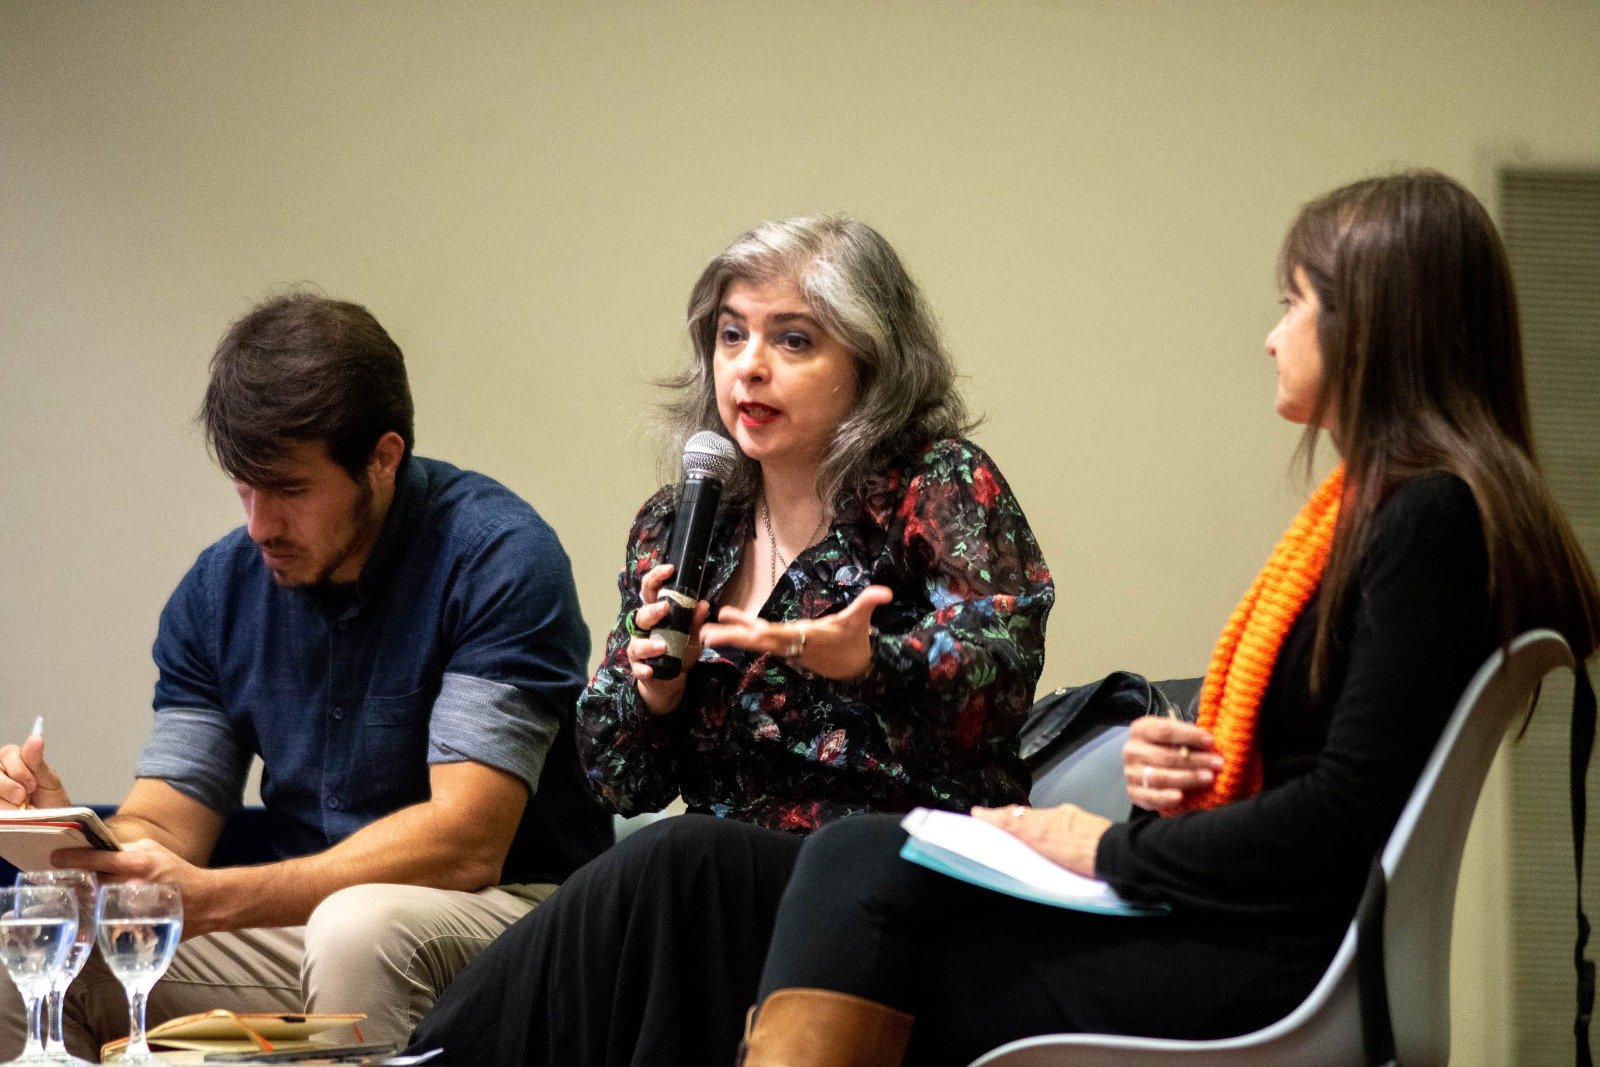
94, 884, 181, 1066
0, 886, 77, 1066
15, 871, 97, 1065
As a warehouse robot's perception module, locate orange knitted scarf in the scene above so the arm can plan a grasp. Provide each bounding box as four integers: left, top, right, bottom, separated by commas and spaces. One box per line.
1179, 465, 1345, 812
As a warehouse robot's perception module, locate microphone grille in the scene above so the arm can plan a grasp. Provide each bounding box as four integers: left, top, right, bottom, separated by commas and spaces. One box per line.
682, 431, 738, 480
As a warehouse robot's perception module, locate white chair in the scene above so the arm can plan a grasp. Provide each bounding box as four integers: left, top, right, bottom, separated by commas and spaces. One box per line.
971, 629, 1577, 1067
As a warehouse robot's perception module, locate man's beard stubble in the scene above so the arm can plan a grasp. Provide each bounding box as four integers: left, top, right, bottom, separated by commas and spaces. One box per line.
269, 478, 379, 591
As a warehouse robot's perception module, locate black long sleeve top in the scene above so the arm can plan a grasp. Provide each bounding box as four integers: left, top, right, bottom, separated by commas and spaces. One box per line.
1096, 472, 1494, 941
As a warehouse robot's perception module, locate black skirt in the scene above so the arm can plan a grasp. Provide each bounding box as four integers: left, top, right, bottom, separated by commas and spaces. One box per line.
407, 815, 803, 1067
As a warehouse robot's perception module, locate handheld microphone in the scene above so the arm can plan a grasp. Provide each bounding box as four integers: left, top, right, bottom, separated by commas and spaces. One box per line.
643, 431, 738, 680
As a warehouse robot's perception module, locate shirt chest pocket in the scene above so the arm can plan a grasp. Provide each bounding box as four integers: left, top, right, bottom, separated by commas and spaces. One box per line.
342, 691, 433, 813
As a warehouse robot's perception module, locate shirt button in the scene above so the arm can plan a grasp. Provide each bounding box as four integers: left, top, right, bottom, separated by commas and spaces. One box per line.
327, 796, 341, 810
332, 705, 345, 720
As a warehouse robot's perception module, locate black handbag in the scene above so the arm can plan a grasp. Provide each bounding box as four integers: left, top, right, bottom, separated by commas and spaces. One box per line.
1020, 671, 1201, 769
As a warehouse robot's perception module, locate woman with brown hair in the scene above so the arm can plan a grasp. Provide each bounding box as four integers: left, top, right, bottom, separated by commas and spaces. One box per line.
739, 170, 1600, 1066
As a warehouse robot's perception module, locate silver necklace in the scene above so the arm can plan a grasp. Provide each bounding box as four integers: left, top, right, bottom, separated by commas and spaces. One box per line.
761, 493, 828, 587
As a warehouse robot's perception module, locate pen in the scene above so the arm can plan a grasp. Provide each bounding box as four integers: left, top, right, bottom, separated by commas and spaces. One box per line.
18, 716, 43, 811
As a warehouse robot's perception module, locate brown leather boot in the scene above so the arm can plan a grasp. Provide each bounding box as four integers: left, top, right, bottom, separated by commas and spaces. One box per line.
739, 987, 914, 1067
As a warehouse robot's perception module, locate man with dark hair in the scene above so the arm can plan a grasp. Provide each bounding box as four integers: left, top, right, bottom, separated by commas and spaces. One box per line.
0, 292, 610, 1058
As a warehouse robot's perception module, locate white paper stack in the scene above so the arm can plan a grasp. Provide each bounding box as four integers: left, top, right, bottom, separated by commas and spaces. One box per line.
899, 807, 1167, 916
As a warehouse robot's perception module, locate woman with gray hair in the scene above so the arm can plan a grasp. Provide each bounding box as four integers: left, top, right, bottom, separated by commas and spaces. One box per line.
406, 215, 1054, 1065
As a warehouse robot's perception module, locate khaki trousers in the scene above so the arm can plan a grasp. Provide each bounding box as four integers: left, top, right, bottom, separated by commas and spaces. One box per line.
0, 881, 550, 1062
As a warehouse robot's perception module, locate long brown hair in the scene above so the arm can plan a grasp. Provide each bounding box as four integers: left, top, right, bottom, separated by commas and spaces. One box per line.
1279, 170, 1600, 687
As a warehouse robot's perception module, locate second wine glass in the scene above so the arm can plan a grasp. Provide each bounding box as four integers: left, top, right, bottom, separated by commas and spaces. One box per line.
15, 871, 97, 1066
0, 885, 76, 1067
94, 884, 181, 1066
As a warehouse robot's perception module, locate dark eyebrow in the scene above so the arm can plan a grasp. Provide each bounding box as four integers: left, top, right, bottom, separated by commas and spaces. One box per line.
716, 306, 820, 329
770, 312, 820, 327
249, 476, 309, 492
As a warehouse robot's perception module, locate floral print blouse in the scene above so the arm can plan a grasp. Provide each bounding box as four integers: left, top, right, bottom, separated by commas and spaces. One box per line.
576, 437, 1055, 834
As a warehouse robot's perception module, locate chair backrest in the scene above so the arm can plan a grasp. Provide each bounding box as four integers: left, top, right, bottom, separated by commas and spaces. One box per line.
1025, 676, 1201, 821
1029, 724, 1135, 820
1380, 629, 1574, 1065
970, 630, 1575, 1067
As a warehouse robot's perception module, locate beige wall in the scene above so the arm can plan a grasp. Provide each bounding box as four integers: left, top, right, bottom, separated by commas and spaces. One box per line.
3, 1, 1597, 1060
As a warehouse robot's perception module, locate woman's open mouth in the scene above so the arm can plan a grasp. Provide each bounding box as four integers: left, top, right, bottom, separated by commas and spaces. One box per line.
738, 402, 780, 426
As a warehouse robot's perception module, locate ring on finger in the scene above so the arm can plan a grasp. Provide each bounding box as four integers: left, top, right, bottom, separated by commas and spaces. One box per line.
1178, 744, 1190, 763
1141, 765, 1153, 790
784, 629, 807, 660
623, 609, 648, 639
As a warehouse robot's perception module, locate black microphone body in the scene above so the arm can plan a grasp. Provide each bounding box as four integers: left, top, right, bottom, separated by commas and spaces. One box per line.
643, 432, 736, 681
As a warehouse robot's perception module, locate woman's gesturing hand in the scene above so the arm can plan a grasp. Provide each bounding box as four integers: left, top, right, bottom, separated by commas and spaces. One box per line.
626, 563, 712, 717
1122, 715, 1225, 814
699, 584, 894, 682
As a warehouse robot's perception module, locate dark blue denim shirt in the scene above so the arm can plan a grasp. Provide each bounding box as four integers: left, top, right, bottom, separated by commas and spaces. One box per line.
141, 456, 612, 885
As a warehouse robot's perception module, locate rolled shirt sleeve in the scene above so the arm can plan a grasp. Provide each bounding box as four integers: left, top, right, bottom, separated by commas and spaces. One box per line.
425, 517, 589, 795
141, 551, 250, 815
429, 672, 561, 793
136, 705, 250, 816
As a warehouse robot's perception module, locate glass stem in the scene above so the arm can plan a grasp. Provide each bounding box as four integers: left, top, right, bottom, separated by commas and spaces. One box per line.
125, 986, 151, 1059
46, 984, 67, 1053
22, 992, 45, 1057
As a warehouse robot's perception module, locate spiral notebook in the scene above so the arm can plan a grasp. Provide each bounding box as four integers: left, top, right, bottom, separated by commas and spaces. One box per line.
0, 806, 120, 871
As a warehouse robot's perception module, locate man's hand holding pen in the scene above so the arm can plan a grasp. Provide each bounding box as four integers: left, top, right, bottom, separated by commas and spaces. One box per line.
0, 716, 72, 811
